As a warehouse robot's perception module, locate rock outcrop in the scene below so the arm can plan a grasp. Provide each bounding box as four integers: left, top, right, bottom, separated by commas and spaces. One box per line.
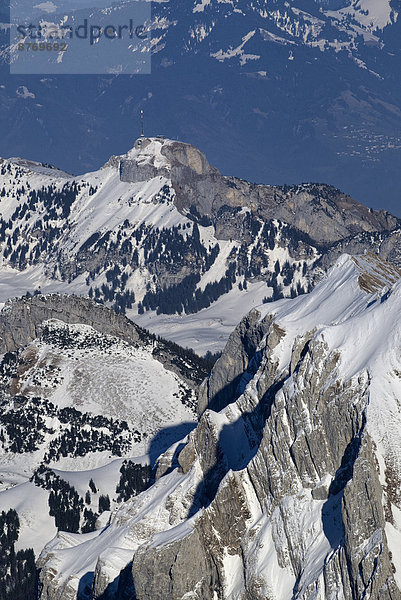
119, 137, 218, 186
37, 253, 401, 600
197, 310, 272, 416
0, 294, 208, 387
118, 137, 400, 246
0, 294, 140, 352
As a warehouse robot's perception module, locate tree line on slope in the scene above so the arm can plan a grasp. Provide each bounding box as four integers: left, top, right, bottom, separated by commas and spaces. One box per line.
0, 509, 36, 600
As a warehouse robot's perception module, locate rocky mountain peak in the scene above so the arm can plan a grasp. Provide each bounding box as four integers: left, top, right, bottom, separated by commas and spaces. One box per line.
119, 136, 219, 185
115, 136, 401, 245
35, 251, 401, 599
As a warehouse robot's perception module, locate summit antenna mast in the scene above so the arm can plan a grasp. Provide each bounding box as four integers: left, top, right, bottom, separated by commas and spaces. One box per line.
140, 109, 144, 137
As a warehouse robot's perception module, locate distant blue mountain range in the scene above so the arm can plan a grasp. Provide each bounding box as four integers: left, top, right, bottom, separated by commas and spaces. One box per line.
1, 0, 401, 214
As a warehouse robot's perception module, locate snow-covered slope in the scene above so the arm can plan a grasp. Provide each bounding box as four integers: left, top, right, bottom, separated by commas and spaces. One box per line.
327, 0, 394, 32
0, 138, 399, 355
0, 295, 211, 575
37, 252, 401, 599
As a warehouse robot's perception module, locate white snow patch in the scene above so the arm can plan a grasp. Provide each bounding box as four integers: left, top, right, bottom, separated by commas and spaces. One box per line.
193, 0, 211, 13
34, 2, 57, 13
16, 86, 35, 99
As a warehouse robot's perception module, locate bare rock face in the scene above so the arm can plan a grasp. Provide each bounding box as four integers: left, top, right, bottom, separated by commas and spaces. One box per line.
0, 294, 208, 388
161, 141, 219, 178
197, 310, 272, 416
0, 294, 140, 352
341, 437, 400, 600
37, 256, 401, 600
119, 137, 218, 187
131, 528, 219, 600
118, 138, 400, 246
171, 173, 399, 246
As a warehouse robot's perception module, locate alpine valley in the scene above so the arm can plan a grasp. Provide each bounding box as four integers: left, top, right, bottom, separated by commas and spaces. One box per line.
1, 137, 401, 599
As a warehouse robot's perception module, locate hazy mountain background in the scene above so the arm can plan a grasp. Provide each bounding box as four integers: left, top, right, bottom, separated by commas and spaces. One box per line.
1, 0, 401, 213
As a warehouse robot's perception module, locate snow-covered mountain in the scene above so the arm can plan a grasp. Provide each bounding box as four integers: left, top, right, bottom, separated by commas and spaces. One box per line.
0, 292, 210, 599
35, 251, 401, 600
2, 0, 401, 212
0, 136, 400, 354
1, 135, 401, 598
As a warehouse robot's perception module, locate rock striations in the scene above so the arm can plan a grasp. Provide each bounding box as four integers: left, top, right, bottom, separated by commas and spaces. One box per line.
37, 252, 401, 599
119, 137, 399, 245
1, 137, 401, 353
0, 293, 209, 387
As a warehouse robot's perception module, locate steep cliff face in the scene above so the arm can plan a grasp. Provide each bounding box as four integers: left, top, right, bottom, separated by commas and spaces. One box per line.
37, 252, 401, 599
119, 138, 400, 245
197, 310, 272, 415
119, 137, 218, 186
0, 294, 207, 387
1, 139, 401, 355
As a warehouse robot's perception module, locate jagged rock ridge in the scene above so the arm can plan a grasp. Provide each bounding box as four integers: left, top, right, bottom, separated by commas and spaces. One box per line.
37, 252, 401, 599
1, 137, 401, 353
121, 137, 399, 244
